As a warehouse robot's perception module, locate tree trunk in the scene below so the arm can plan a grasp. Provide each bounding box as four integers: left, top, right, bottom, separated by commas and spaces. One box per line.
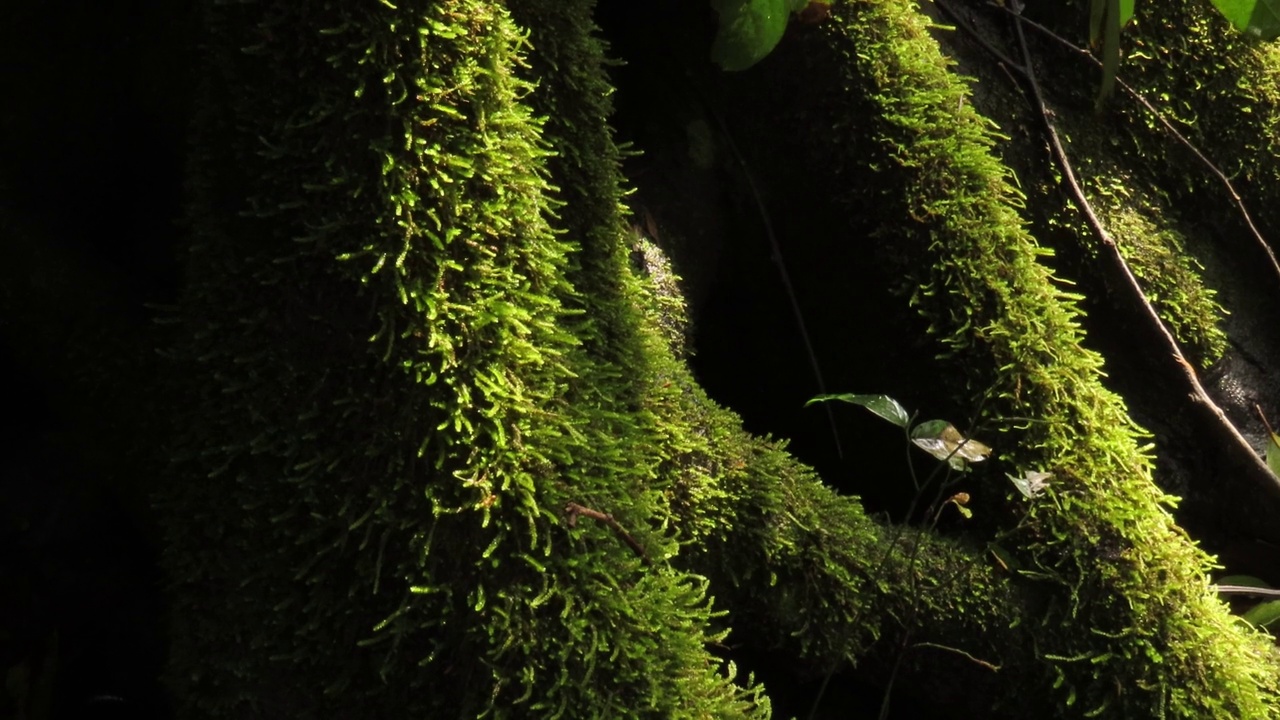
8, 0, 1280, 718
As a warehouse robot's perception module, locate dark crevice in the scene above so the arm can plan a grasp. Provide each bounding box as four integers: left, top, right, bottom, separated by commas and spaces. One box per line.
594, 3, 971, 719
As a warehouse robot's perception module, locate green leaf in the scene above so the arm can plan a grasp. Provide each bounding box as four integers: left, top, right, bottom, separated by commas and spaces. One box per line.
1209, 0, 1280, 39
710, 0, 796, 71
910, 420, 991, 469
1097, 0, 1122, 108
1242, 599, 1280, 629
1219, 575, 1274, 589
1089, 0, 1106, 45
1089, 0, 1134, 45
1088, 0, 1134, 107
807, 393, 910, 427
1267, 428, 1280, 477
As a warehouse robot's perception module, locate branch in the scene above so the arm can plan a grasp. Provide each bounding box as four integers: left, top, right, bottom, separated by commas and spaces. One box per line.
910, 641, 1002, 672
1000, 5, 1280, 297
933, 0, 1280, 536
564, 502, 653, 566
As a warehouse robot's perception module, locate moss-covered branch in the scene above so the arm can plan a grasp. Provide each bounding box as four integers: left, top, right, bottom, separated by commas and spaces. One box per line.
775, 0, 1280, 714
157, 0, 1280, 717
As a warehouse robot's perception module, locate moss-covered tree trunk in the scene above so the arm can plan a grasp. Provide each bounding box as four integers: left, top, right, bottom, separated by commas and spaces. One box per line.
149, 0, 1280, 717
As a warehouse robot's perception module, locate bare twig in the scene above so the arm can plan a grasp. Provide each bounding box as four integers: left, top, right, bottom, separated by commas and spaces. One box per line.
1001, 6, 1280, 294
936, 0, 1280, 293
1007, 2, 1280, 505
936, 0, 1280, 496
910, 641, 1002, 672
1214, 584, 1280, 597
1257, 404, 1278, 439
564, 502, 653, 566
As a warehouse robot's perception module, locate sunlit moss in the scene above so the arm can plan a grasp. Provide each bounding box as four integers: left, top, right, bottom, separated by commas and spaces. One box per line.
1124, 0, 1280, 239
163, 1, 770, 717
1098, 200, 1227, 367
161, 0, 1280, 717
808, 0, 1280, 716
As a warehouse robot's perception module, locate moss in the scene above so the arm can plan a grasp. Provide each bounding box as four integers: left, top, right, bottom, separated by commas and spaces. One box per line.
971, 6, 1243, 371
1017, 0, 1280, 357
162, 0, 768, 717
624, 232, 1032, 704
1096, 201, 1227, 367
162, 1, 1056, 714
1121, 0, 1280, 240
628, 230, 691, 358
160, 0, 1280, 716
777, 0, 1280, 715
1032, 110, 1230, 368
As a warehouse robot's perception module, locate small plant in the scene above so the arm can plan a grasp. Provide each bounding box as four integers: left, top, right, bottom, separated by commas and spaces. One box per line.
805, 393, 1013, 718
807, 392, 992, 473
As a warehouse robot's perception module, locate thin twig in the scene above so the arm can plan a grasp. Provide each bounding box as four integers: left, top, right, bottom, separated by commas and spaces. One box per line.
1005, 2, 1280, 494
1214, 584, 1280, 597
936, 0, 1280, 291
1001, 6, 1280, 293
933, 0, 1022, 70
564, 502, 653, 566
910, 641, 1002, 672
1257, 404, 1278, 439
936, 0, 1280, 507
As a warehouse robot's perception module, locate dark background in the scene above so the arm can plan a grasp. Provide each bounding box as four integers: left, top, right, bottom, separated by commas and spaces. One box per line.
2, 1, 190, 717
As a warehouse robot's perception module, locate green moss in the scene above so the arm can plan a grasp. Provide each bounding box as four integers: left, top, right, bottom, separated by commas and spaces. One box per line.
1033, 112, 1229, 368
624, 236, 1027, 694
788, 0, 1280, 715
1122, 0, 1280, 239
1000, 47, 1233, 369
1097, 200, 1227, 367
628, 231, 691, 358
160, 0, 1280, 716
163, 1, 768, 717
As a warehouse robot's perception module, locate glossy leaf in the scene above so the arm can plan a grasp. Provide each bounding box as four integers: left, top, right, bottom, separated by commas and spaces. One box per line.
910, 420, 991, 469
710, 0, 808, 71
1208, 0, 1280, 40
807, 393, 910, 428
